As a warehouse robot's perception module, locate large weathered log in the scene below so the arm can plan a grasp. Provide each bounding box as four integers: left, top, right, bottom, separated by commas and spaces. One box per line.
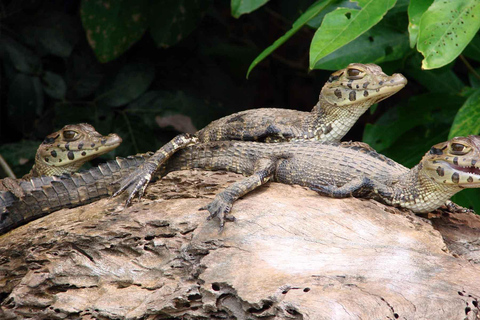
0, 170, 479, 319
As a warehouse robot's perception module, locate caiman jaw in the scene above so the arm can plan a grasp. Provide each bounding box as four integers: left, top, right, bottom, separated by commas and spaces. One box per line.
321, 63, 407, 107
37, 123, 122, 169
423, 135, 480, 187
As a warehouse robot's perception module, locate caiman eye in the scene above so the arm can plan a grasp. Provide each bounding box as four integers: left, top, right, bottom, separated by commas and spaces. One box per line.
450, 143, 468, 155
63, 130, 78, 140
346, 68, 364, 80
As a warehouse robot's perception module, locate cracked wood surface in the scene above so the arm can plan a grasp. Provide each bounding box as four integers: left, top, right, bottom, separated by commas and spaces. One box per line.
0, 170, 479, 319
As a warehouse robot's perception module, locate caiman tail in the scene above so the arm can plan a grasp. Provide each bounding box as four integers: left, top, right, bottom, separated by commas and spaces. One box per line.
0, 154, 151, 235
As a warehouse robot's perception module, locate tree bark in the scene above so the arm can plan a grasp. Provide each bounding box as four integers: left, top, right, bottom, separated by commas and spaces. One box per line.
0, 170, 479, 319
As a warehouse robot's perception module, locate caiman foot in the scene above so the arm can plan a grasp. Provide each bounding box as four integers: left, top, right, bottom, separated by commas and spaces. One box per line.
443, 200, 475, 214
112, 133, 198, 207
112, 161, 158, 207
199, 197, 236, 230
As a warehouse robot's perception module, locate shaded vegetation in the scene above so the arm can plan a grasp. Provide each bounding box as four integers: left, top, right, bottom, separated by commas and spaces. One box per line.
0, 0, 479, 210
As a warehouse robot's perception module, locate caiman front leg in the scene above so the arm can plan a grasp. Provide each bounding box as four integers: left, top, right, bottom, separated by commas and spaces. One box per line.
310, 176, 393, 200
112, 133, 198, 206
310, 177, 376, 198
200, 158, 276, 229
442, 200, 473, 213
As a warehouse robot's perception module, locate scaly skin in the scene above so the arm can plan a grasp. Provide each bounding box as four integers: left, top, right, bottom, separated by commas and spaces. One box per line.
114, 64, 407, 204
162, 136, 480, 227
1, 137, 478, 233
0, 153, 151, 234
24, 123, 122, 179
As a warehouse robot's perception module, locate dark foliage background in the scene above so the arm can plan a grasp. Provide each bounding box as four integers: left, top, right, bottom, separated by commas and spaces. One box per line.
0, 0, 479, 210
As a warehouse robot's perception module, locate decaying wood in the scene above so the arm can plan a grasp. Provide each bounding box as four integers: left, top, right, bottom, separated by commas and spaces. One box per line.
0, 170, 479, 319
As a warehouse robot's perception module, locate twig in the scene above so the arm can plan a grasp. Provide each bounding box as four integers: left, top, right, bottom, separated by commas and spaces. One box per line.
459, 55, 480, 81
121, 111, 139, 154
0, 154, 16, 179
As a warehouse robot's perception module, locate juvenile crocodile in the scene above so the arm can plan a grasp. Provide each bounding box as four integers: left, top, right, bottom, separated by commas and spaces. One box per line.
114, 64, 407, 203
24, 123, 122, 179
1, 136, 478, 233
0, 124, 122, 200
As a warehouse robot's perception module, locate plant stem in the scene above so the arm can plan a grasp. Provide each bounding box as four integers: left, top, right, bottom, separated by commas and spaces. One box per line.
460, 55, 480, 81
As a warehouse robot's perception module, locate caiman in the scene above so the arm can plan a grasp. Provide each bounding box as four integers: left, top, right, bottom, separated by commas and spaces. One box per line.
0, 124, 121, 199
1, 136, 478, 233
5, 123, 122, 180
114, 64, 407, 203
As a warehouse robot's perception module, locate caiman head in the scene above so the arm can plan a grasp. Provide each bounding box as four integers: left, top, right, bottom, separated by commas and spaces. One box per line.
33, 123, 122, 177
320, 63, 407, 108
422, 135, 480, 188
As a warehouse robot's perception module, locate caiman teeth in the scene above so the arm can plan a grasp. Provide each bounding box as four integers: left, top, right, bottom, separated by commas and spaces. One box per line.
450, 163, 480, 176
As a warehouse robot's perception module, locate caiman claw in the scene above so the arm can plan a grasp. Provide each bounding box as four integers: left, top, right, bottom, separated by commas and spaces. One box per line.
112, 161, 157, 207
444, 200, 475, 214
199, 197, 236, 230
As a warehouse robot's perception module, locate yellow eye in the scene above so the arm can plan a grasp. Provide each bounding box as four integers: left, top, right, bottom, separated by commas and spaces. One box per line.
450, 143, 468, 155
347, 68, 364, 79
63, 130, 77, 140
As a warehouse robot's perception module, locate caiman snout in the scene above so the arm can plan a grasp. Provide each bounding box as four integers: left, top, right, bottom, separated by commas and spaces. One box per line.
390, 73, 407, 86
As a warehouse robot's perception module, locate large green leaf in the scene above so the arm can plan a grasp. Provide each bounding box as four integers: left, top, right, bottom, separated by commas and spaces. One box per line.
96, 63, 155, 107
313, 25, 409, 70
309, 0, 396, 70
149, 0, 211, 48
306, 0, 358, 29
80, 0, 148, 63
247, 0, 333, 78
417, 0, 480, 69
448, 88, 480, 139
407, 0, 434, 48
231, 0, 269, 18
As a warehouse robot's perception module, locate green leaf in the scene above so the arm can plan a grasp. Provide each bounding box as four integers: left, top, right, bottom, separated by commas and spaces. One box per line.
448, 88, 480, 139
313, 25, 409, 70
149, 0, 211, 48
365, 93, 462, 168
463, 34, 480, 62
407, 0, 434, 48
306, 0, 357, 29
0, 37, 42, 75
417, 0, 480, 69
309, 0, 396, 70
231, 0, 269, 18
364, 93, 464, 152
20, 12, 79, 58
97, 63, 155, 107
389, 0, 409, 14
80, 0, 148, 63
42, 71, 66, 99
247, 0, 333, 78
405, 54, 464, 93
